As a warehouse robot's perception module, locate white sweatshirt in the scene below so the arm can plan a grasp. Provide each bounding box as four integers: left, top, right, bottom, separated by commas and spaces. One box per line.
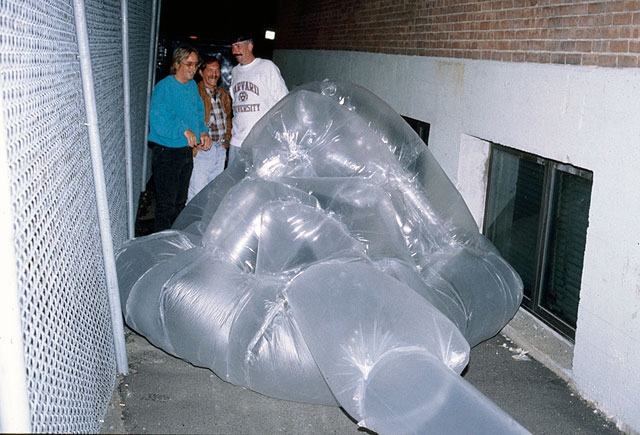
229, 58, 288, 148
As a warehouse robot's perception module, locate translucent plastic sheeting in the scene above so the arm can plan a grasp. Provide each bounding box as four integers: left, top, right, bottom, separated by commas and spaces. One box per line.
116, 80, 527, 434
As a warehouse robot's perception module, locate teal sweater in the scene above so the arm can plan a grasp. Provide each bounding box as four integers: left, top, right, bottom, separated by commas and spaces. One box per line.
148, 76, 207, 148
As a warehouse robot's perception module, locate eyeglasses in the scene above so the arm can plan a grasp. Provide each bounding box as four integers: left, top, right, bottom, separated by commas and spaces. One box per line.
182, 61, 199, 68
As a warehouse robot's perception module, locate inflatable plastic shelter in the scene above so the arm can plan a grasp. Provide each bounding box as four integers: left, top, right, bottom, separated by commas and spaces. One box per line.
116, 80, 528, 434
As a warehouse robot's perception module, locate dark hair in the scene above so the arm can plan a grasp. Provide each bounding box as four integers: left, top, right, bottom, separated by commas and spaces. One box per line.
199, 55, 221, 71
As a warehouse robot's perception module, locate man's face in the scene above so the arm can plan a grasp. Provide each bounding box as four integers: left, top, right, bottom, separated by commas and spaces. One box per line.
231, 41, 253, 65
200, 61, 221, 90
176, 52, 199, 83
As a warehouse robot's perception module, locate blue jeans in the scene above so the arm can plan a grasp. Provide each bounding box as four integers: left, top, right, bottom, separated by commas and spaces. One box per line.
187, 141, 226, 203
151, 142, 193, 232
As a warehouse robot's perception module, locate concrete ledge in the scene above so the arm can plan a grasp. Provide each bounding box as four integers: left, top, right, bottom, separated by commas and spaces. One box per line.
501, 308, 575, 386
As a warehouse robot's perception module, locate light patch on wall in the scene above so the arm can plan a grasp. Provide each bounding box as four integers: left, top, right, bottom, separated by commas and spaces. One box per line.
457, 134, 491, 230
436, 60, 465, 96
265, 30, 276, 40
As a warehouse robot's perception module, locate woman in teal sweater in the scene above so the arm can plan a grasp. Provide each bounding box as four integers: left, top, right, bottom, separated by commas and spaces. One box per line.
148, 46, 211, 231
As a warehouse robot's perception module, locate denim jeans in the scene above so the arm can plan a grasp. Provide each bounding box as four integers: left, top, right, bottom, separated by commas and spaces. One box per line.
151, 142, 193, 232
187, 141, 226, 203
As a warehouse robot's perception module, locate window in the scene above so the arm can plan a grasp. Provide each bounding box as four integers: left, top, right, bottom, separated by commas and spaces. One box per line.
483, 144, 593, 340
402, 115, 430, 146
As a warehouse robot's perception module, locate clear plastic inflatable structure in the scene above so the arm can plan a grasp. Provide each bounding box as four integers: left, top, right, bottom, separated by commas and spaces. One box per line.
117, 80, 527, 434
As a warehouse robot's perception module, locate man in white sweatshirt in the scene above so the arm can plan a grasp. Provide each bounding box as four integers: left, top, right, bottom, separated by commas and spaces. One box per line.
229, 35, 289, 164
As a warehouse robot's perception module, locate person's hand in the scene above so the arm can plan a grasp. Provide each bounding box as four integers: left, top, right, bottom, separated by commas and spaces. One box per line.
199, 133, 212, 151
221, 139, 230, 150
184, 129, 198, 148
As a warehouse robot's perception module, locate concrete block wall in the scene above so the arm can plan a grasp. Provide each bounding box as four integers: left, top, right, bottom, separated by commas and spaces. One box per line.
273, 1, 640, 432
274, 45, 640, 435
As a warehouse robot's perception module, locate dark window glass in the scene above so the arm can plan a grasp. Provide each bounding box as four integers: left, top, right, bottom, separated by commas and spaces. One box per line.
484, 145, 592, 340
402, 115, 430, 145
485, 153, 544, 302
540, 169, 592, 327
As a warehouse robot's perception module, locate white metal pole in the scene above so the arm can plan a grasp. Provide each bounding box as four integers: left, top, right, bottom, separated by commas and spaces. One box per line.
0, 98, 31, 434
141, 0, 161, 191
72, 0, 128, 375
122, 0, 135, 239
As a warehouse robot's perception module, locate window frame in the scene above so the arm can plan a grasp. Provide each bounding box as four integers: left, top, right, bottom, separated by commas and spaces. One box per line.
483, 143, 593, 340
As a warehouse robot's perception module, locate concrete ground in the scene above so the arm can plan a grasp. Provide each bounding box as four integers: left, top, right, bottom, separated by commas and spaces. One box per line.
103, 190, 626, 434
100, 321, 623, 434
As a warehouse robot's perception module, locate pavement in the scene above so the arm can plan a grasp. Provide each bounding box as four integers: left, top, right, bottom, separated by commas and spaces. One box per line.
99, 322, 624, 435
101, 191, 626, 434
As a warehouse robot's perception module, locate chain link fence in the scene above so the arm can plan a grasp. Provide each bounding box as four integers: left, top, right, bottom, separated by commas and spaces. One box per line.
0, 0, 156, 432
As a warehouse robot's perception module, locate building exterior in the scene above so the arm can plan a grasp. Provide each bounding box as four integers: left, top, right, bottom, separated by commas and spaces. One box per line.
273, 1, 640, 432
1, 0, 638, 432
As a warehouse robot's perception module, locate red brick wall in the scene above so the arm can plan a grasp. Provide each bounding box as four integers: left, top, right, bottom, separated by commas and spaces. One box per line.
276, 0, 640, 67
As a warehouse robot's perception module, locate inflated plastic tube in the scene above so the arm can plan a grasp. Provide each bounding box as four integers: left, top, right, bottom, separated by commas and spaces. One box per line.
242, 87, 472, 258
115, 230, 197, 311
421, 245, 524, 347
287, 262, 528, 435
277, 177, 416, 264
118, 79, 526, 433
200, 179, 320, 272
173, 152, 251, 235
294, 80, 480, 235
119, 227, 339, 405
161, 252, 336, 405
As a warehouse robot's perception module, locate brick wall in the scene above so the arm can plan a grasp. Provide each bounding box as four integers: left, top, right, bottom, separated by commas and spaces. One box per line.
276, 0, 640, 67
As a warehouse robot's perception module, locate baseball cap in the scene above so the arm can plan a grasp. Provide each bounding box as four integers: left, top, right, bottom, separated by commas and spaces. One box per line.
234, 34, 253, 43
